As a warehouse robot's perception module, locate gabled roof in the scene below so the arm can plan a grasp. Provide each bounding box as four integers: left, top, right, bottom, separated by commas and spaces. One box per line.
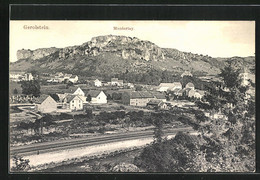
70, 75, 77, 78
150, 92, 166, 99
147, 99, 163, 106
65, 95, 83, 103
34, 95, 54, 104
196, 90, 205, 96
86, 90, 103, 97
94, 79, 101, 82
186, 82, 195, 88
172, 88, 182, 93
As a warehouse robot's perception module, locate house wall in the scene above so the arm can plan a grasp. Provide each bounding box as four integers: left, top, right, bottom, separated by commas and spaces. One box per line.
69, 97, 83, 110
130, 98, 155, 107
94, 81, 102, 87
37, 96, 57, 113
91, 91, 107, 104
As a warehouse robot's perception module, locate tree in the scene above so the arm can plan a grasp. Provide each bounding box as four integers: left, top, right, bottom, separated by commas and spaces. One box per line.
107, 94, 112, 101
153, 113, 164, 143
13, 88, 18, 94
20, 80, 41, 97
11, 155, 30, 172
86, 95, 92, 102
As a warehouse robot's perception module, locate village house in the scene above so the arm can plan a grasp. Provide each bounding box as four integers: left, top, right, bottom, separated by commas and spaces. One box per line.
111, 78, 124, 87
157, 82, 182, 92
69, 75, 79, 83
34, 95, 57, 113
122, 91, 155, 107
24, 73, 34, 81
62, 95, 84, 111
188, 89, 205, 99
86, 90, 107, 104
181, 71, 193, 78
185, 82, 195, 90
147, 99, 168, 110
94, 79, 102, 87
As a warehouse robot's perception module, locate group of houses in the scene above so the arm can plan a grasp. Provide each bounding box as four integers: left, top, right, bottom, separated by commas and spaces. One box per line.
10, 72, 34, 82
121, 91, 170, 109
34, 87, 107, 113
91, 78, 134, 89
47, 72, 78, 83
157, 82, 205, 99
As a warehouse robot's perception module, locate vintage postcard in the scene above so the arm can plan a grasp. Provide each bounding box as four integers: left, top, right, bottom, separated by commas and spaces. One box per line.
9, 20, 255, 172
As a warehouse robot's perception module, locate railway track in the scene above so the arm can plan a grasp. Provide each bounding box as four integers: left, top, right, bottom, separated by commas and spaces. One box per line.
10, 127, 193, 156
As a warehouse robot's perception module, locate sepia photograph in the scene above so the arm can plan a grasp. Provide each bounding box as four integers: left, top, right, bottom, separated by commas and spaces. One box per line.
9, 20, 255, 173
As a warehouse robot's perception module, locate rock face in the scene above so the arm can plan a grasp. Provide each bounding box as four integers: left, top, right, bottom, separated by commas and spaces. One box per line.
17, 48, 59, 60
16, 35, 166, 62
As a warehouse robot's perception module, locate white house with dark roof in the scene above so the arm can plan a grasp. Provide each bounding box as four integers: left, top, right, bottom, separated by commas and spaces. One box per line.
94, 79, 102, 87
111, 78, 124, 86
69, 75, 78, 83
86, 90, 107, 104
34, 95, 57, 113
63, 95, 83, 110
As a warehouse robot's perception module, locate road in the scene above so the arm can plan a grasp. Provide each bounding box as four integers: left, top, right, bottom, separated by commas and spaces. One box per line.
10, 127, 194, 156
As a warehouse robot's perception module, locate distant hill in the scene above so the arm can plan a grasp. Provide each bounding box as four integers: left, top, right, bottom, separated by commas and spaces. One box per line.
10, 35, 255, 78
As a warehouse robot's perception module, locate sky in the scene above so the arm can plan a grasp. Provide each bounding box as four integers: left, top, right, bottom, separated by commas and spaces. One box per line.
9, 20, 255, 62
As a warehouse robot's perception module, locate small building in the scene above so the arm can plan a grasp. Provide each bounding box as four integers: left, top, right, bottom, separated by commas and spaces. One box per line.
188, 89, 205, 99
34, 95, 57, 113
63, 95, 84, 110
147, 99, 168, 110
185, 82, 195, 90
181, 71, 193, 78
111, 78, 124, 86
24, 73, 34, 81
122, 91, 155, 107
94, 79, 102, 87
86, 90, 107, 104
69, 75, 78, 83
157, 82, 182, 92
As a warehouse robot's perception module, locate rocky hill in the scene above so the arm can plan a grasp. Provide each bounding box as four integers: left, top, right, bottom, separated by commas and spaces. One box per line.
11, 35, 255, 78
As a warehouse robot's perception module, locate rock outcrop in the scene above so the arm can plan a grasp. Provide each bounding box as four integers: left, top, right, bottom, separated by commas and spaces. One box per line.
17, 48, 59, 60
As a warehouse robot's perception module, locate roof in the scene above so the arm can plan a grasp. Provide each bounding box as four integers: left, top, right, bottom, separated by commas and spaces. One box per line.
150, 92, 166, 99
111, 78, 118, 81
70, 75, 77, 78
196, 90, 205, 96
159, 82, 182, 88
172, 88, 182, 93
65, 95, 83, 102
118, 80, 123, 83
147, 99, 163, 106
186, 82, 195, 88
34, 94, 53, 104
125, 91, 155, 99
94, 79, 101, 82
86, 90, 103, 97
